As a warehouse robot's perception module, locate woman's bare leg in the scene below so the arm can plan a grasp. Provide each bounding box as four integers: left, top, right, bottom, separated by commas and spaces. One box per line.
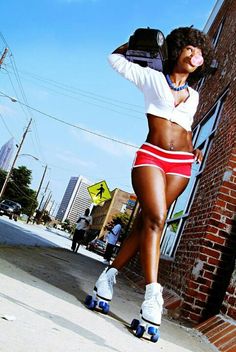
112, 169, 190, 284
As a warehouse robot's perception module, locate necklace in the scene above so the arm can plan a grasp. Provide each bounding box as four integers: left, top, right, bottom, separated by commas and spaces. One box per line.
166, 74, 188, 91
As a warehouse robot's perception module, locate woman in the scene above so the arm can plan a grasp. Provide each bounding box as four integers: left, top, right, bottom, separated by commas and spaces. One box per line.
86, 27, 213, 335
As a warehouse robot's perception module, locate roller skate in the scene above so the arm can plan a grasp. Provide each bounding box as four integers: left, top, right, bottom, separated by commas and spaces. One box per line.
131, 283, 163, 343
85, 267, 118, 314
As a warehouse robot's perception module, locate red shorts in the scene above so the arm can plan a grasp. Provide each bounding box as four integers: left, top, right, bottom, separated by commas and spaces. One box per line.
132, 142, 195, 178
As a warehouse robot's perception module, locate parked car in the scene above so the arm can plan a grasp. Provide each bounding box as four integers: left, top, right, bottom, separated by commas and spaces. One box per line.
86, 238, 106, 256
0, 199, 21, 220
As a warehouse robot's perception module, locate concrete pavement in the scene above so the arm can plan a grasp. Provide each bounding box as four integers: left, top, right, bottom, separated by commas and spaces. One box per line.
0, 242, 216, 352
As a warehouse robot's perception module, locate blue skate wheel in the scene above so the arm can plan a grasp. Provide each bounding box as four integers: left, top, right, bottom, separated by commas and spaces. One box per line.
135, 325, 145, 338
147, 326, 158, 335
85, 295, 97, 310
131, 319, 140, 330
150, 330, 160, 343
85, 295, 92, 305
99, 301, 109, 314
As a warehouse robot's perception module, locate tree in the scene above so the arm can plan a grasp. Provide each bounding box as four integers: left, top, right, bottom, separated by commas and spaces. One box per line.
0, 166, 38, 215
61, 218, 74, 233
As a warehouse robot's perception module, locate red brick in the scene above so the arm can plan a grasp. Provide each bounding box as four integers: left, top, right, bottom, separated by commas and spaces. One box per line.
212, 212, 222, 221
225, 345, 236, 352
200, 319, 222, 334
207, 321, 230, 339
203, 271, 215, 280
228, 307, 236, 320
188, 280, 199, 290
188, 312, 201, 322
196, 316, 219, 331
220, 186, 230, 195
205, 233, 225, 244
208, 257, 221, 265
214, 328, 236, 347
218, 193, 236, 204
216, 200, 227, 208
202, 247, 221, 259
226, 203, 236, 211
230, 189, 236, 198
206, 225, 219, 234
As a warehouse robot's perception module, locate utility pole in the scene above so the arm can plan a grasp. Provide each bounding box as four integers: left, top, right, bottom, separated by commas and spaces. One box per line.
0, 118, 32, 199
38, 180, 50, 211
35, 165, 48, 200
0, 48, 9, 67
43, 191, 52, 212
27, 164, 48, 223
48, 200, 55, 216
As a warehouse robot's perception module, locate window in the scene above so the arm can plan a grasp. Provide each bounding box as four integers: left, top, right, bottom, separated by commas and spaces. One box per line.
212, 19, 225, 48
195, 77, 206, 92
161, 91, 227, 258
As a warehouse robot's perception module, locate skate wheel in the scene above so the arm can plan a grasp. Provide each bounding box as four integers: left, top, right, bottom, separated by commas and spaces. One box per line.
85, 295, 92, 305
131, 319, 140, 330
150, 331, 160, 343
85, 295, 97, 310
99, 301, 109, 314
148, 326, 158, 335
135, 325, 145, 338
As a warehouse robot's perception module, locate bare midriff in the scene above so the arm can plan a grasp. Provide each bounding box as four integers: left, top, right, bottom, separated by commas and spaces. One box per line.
146, 114, 193, 153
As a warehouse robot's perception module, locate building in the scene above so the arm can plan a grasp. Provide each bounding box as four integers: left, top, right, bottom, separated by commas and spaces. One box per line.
56, 176, 92, 223
0, 138, 14, 171
123, 0, 236, 332
91, 188, 136, 237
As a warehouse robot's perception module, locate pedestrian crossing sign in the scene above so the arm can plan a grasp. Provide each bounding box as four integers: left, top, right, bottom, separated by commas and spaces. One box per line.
87, 180, 111, 205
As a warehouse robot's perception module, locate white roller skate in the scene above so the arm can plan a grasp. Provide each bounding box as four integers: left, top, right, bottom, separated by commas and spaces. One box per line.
131, 283, 163, 343
85, 267, 118, 314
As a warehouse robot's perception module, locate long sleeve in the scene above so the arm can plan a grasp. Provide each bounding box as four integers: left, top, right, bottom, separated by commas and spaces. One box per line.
108, 53, 149, 90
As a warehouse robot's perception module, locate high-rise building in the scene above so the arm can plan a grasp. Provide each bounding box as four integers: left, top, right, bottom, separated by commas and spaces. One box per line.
0, 138, 15, 171
56, 175, 92, 223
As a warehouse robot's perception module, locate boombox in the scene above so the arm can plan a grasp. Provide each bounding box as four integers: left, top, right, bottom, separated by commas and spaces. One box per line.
126, 27, 168, 72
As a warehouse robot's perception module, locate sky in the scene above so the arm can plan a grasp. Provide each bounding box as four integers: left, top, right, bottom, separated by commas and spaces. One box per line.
0, 0, 217, 214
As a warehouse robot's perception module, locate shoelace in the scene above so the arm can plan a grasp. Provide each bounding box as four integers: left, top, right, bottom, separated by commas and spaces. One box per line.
108, 273, 117, 287
145, 294, 163, 311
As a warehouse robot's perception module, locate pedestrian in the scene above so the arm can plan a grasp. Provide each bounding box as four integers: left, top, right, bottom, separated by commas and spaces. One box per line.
87, 27, 213, 333
103, 218, 122, 265
71, 208, 92, 253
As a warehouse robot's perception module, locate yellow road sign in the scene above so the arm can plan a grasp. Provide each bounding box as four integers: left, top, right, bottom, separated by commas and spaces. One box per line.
87, 180, 111, 205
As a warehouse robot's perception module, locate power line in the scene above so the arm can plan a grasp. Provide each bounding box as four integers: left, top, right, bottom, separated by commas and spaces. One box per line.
4, 66, 144, 120
6, 66, 143, 110
0, 112, 16, 139
0, 32, 46, 162
0, 91, 139, 149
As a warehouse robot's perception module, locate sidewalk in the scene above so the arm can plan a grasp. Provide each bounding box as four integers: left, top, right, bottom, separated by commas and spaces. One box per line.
0, 246, 215, 352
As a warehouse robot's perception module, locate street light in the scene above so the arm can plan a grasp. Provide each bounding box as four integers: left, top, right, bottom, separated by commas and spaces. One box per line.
0, 119, 32, 199
0, 92, 32, 199
19, 154, 39, 161
0, 93, 17, 103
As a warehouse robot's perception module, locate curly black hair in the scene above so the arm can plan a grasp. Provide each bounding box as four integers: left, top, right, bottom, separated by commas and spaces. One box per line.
165, 27, 214, 83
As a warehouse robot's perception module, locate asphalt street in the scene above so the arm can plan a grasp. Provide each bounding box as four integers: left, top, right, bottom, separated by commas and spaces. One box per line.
0, 216, 215, 352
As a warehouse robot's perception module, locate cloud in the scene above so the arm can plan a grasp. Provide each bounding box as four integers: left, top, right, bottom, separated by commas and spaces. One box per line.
0, 104, 18, 116
70, 127, 137, 159
55, 149, 96, 168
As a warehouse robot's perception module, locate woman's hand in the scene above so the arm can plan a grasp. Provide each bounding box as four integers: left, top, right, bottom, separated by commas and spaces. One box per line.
193, 148, 203, 164
113, 43, 129, 55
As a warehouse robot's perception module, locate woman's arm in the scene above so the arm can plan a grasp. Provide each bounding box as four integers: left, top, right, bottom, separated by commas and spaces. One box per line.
187, 131, 203, 163
108, 42, 148, 89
